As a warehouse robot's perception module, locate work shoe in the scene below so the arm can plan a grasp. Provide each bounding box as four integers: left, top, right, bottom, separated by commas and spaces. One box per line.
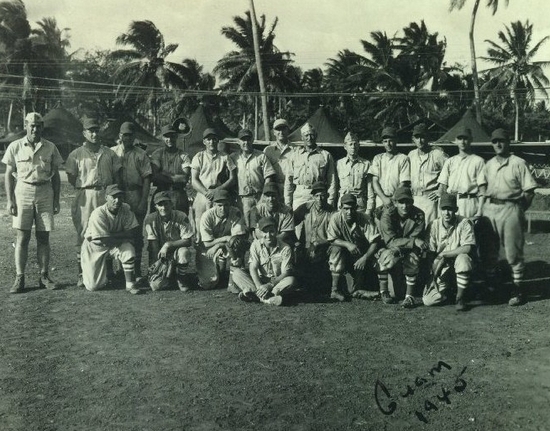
10, 275, 25, 294
262, 295, 283, 306
401, 295, 416, 309
330, 290, 346, 302
352, 289, 378, 300
177, 279, 191, 292
76, 274, 85, 289
508, 293, 525, 307
39, 274, 59, 290
455, 297, 467, 312
126, 285, 142, 295
380, 290, 396, 304
227, 282, 241, 294
238, 291, 259, 303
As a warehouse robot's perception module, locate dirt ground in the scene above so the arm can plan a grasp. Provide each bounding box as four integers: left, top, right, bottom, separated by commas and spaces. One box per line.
1, 181, 550, 431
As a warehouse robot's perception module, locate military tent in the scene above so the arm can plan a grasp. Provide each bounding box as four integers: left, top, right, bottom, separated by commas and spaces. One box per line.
288, 106, 344, 145
436, 109, 490, 143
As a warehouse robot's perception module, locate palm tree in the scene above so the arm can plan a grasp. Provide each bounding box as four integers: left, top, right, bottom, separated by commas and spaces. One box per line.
449, 0, 510, 124
481, 20, 550, 140
109, 20, 194, 133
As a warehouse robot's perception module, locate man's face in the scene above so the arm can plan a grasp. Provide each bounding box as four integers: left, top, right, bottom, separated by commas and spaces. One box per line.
26, 120, 43, 143
382, 137, 396, 153
341, 203, 357, 223
441, 207, 456, 225
238, 136, 253, 153
214, 201, 229, 218
455, 136, 471, 152
413, 134, 427, 150
273, 126, 289, 143
203, 135, 218, 152
83, 127, 100, 144
120, 132, 135, 148
302, 131, 316, 148
263, 192, 277, 210
258, 225, 277, 247
106, 193, 124, 212
344, 140, 359, 158
312, 191, 327, 210
155, 200, 173, 218
492, 139, 510, 157
396, 198, 413, 217
163, 133, 177, 149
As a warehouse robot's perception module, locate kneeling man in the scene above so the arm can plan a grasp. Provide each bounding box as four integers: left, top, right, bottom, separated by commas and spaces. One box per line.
81, 184, 142, 294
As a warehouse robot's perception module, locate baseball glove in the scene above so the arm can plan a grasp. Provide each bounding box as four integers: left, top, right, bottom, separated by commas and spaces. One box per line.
148, 258, 174, 291
227, 235, 248, 260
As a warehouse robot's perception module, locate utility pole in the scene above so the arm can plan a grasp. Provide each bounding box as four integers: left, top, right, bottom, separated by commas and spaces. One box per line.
249, 0, 270, 142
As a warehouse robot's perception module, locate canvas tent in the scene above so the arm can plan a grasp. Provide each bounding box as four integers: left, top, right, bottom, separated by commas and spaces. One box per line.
288, 106, 344, 145
436, 109, 490, 143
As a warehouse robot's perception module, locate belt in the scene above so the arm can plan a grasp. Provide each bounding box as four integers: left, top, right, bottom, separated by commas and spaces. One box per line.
457, 193, 477, 199
489, 197, 515, 205
413, 190, 436, 196
22, 180, 50, 186
295, 184, 312, 189
78, 185, 104, 190
239, 192, 261, 198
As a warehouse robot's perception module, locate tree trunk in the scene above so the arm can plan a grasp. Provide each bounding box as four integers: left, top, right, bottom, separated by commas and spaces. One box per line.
7, 100, 14, 132
514, 92, 519, 142
469, 0, 483, 125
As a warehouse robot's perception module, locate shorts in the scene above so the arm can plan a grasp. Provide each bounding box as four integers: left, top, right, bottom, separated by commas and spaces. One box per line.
13, 181, 54, 231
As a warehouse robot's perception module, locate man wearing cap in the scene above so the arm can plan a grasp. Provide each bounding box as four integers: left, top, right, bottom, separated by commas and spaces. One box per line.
112, 121, 152, 279
66, 118, 122, 288
150, 124, 192, 214
285, 123, 336, 210
337, 132, 375, 215
144, 191, 194, 291
191, 128, 237, 242
423, 193, 476, 311
377, 186, 427, 308
407, 123, 448, 226
326, 194, 382, 302
80, 184, 142, 294
368, 126, 411, 210
264, 118, 294, 197
249, 182, 296, 245
232, 216, 297, 306
198, 189, 247, 290
230, 129, 276, 226
481, 128, 537, 306
293, 181, 335, 292
2, 112, 63, 293
438, 127, 487, 218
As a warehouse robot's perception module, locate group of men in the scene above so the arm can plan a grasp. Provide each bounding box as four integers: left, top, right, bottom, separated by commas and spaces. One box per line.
3, 113, 538, 309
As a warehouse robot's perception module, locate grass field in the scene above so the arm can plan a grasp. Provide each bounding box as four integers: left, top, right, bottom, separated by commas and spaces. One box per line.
1, 177, 550, 430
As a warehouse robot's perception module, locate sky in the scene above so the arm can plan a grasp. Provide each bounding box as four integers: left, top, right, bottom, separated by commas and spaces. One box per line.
23, 0, 550, 74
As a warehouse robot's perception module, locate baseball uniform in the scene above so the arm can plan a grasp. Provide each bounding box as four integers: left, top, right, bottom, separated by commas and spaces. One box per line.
368, 152, 411, 208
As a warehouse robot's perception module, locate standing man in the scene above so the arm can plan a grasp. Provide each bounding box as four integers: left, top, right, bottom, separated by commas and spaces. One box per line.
337, 131, 375, 215
112, 121, 152, 279
326, 194, 382, 302
438, 127, 487, 218
150, 124, 191, 214
423, 194, 476, 311
285, 123, 336, 210
144, 191, 195, 292
2, 112, 63, 293
377, 186, 427, 308
65, 118, 122, 287
482, 128, 537, 306
230, 128, 276, 226
81, 184, 141, 294
408, 124, 448, 226
369, 126, 410, 211
264, 118, 294, 198
191, 128, 236, 241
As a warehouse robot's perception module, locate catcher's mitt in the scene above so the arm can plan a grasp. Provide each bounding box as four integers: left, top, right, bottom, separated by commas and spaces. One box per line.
148, 258, 174, 291
227, 235, 248, 260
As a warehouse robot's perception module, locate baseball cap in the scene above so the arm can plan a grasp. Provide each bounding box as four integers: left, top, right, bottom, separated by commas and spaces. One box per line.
272, 119, 289, 130
238, 129, 253, 139
340, 194, 357, 206
393, 186, 413, 202
262, 182, 279, 195
455, 127, 472, 140
203, 128, 219, 139
120, 122, 135, 134
412, 124, 427, 137
25, 112, 43, 124
82, 118, 100, 130
212, 189, 231, 203
491, 128, 509, 142
439, 193, 458, 210
311, 181, 327, 194
257, 216, 277, 231
154, 191, 172, 205
105, 184, 124, 196
161, 125, 177, 136
381, 126, 397, 139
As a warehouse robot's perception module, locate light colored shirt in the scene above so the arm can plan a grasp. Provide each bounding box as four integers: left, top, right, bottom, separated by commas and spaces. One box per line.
230, 149, 275, 196
438, 153, 486, 195
112, 144, 152, 188
327, 211, 380, 247
368, 152, 410, 196
249, 238, 293, 279
191, 150, 236, 190
144, 210, 194, 243
408, 146, 448, 194
263, 143, 294, 185
249, 201, 294, 233
2, 137, 63, 182
85, 202, 138, 240
150, 147, 191, 176
65, 145, 121, 188
337, 156, 374, 209
484, 155, 537, 200
429, 215, 476, 253
200, 206, 247, 243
